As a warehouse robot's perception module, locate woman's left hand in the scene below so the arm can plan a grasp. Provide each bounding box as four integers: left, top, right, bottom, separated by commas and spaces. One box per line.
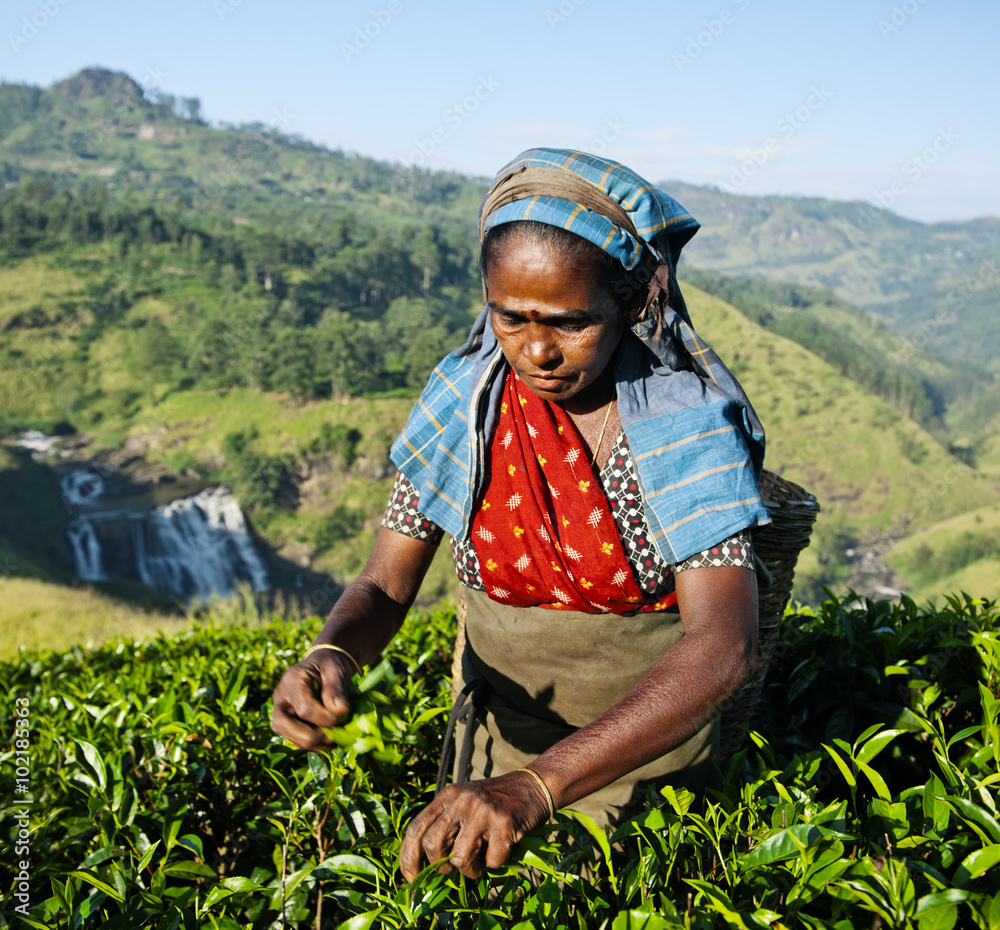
399, 770, 551, 880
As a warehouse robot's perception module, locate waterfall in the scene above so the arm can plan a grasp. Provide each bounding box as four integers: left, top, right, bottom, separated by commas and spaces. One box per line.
67, 519, 106, 581
65, 485, 270, 604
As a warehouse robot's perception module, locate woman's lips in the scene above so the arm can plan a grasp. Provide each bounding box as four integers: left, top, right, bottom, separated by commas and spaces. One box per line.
525, 373, 568, 389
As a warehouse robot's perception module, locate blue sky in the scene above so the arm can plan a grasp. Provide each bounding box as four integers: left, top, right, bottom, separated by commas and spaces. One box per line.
3, 0, 997, 222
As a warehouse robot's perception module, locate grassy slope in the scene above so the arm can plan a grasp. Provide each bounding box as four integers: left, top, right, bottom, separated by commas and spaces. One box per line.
688, 285, 993, 526
884, 503, 1000, 604
0, 255, 91, 427
0, 576, 186, 661
668, 182, 1000, 370
685, 285, 1000, 597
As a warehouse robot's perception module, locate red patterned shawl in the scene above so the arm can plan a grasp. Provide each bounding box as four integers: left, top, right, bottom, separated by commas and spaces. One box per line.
471, 371, 678, 614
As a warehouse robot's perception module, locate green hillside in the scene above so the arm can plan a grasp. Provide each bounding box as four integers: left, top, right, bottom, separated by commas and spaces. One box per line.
2, 66, 997, 624
4, 67, 997, 373
667, 181, 1000, 373
0, 68, 486, 236
686, 287, 1000, 599
2, 225, 991, 609
884, 503, 1000, 604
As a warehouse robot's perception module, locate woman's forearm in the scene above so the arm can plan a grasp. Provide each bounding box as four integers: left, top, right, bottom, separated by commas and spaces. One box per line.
527, 563, 758, 808
309, 527, 440, 665
310, 575, 414, 667
528, 622, 756, 809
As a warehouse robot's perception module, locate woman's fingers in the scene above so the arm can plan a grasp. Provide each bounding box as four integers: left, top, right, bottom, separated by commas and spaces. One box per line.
270, 656, 353, 750
400, 797, 447, 880
449, 816, 492, 878
401, 792, 489, 880
399, 773, 549, 881
418, 805, 468, 874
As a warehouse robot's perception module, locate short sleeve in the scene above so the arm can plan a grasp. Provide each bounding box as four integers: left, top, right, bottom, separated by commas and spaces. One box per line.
381, 471, 445, 545
673, 530, 755, 572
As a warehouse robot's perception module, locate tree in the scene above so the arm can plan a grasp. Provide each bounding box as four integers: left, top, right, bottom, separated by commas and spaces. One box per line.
126, 319, 183, 403
315, 311, 386, 399
265, 328, 316, 401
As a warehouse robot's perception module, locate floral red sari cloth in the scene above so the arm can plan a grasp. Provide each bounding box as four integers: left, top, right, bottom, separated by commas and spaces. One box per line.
471, 371, 679, 614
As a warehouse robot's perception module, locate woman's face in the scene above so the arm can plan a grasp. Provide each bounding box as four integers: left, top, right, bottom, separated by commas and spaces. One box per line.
485, 238, 627, 408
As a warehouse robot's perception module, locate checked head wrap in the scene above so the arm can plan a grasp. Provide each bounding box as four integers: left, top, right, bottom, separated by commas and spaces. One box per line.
390, 149, 770, 565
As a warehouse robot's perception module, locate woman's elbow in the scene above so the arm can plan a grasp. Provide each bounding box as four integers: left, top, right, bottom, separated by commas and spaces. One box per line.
720, 628, 759, 698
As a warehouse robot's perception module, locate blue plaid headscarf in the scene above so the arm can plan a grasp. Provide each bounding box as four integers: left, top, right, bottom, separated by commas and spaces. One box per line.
480, 149, 700, 274
391, 148, 769, 565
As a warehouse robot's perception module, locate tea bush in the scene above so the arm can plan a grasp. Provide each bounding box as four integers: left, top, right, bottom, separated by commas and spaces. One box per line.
1, 594, 998, 929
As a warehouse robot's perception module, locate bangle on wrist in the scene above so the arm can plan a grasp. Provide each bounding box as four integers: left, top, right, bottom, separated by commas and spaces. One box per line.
515, 767, 555, 821
302, 643, 363, 677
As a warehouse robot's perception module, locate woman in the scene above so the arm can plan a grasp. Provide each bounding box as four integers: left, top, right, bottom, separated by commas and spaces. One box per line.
271, 149, 769, 881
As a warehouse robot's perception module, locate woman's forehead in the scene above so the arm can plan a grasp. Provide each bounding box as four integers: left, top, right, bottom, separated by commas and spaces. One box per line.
487, 235, 608, 277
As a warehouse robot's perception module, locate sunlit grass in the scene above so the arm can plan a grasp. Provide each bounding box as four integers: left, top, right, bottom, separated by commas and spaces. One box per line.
885, 502, 1000, 603
0, 576, 187, 661
0, 255, 86, 324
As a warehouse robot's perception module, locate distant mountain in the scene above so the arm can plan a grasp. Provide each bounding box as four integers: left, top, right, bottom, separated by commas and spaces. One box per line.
3, 68, 995, 371
2, 67, 998, 602
666, 181, 1000, 372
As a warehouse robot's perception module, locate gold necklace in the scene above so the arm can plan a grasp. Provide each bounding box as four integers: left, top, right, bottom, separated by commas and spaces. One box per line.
591, 395, 615, 468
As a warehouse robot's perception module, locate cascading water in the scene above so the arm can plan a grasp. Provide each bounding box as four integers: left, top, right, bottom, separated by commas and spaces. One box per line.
66, 519, 106, 581
131, 487, 270, 603
66, 482, 270, 604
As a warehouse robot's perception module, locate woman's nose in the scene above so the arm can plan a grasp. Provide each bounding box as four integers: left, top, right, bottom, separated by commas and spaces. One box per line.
522, 326, 560, 367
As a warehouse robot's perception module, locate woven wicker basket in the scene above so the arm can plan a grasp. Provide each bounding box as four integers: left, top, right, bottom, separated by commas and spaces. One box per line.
449, 468, 820, 759
717, 469, 820, 758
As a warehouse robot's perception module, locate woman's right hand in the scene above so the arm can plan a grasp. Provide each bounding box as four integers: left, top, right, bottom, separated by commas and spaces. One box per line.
269, 527, 440, 751
270, 649, 356, 750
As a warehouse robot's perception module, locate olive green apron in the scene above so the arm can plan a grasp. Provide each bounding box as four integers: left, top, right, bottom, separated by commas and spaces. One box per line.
444, 586, 720, 830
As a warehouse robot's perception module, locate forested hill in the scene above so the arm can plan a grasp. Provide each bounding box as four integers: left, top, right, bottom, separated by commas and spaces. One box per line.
2, 67, 998, 608
0, 67, 486, 235
665, 181, 1000, 372
3, 65, 997, 370
3, 67, 996, 373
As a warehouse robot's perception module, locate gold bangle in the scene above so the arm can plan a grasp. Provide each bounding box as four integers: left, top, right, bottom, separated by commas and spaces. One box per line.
515, 768, 555, 821
302, 643, 363, 677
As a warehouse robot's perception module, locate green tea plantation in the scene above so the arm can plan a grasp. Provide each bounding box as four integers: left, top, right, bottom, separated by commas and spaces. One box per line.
2, 594, 998, 929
